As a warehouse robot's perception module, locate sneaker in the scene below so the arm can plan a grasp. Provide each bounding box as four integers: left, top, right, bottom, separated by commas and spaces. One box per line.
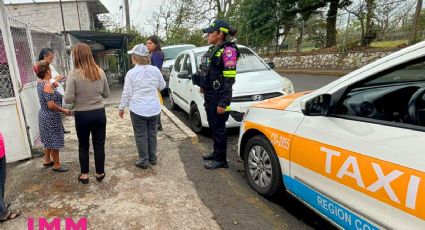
202, 153, 215, 161
135, 161, 148, 169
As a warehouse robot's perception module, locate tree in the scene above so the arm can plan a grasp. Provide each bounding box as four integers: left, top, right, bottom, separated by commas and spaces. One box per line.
374, 0, 415, 41
345, 0, 377, 46
325, 0, 352, 47
146, 0, 207, 45
410, 0, 423, 44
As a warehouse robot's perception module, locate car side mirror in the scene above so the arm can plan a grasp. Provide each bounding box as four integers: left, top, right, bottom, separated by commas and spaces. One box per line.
301, 94, 331, 116
267, 62, 275, 69
177, 70, 191, 79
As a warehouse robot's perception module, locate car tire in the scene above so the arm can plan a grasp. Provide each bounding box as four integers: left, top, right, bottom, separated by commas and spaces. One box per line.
244, 135, 283, 198
189, 103, 203, 133
169, 90, 178, 110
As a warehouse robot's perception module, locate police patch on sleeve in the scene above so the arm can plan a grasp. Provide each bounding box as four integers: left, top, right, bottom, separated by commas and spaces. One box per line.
223, 47, 237, 68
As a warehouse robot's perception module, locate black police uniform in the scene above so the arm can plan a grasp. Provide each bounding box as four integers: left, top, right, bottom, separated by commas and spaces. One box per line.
194, 41, 239, 167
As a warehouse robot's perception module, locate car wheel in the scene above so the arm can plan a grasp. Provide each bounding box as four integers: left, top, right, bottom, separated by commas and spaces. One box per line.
189, 103, 203, 133
169, 90, 178, 110
244, 135, 283, 197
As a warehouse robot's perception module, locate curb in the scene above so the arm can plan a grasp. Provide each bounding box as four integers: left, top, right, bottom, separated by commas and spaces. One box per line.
276, 68, 351, 77
162, 105, 199, 144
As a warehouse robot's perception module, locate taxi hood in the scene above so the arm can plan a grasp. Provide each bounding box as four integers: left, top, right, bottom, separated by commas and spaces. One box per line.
252, 91, 312, 110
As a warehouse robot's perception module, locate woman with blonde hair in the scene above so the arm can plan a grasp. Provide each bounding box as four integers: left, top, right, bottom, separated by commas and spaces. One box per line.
119, 44, 166, 169
65, 43, 110, 184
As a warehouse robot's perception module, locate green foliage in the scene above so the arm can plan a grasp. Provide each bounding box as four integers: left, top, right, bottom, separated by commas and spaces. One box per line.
165, 26, 206, 46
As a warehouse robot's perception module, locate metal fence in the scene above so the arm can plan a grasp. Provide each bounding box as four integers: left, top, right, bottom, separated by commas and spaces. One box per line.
8, 17, 36, 85
0, 17, 68, 99
0, 30, 14, 99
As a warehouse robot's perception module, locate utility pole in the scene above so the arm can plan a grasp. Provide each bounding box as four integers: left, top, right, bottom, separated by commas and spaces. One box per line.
76, 0, 81, 30
59, 0, 67, 42
123, 0, 130, 32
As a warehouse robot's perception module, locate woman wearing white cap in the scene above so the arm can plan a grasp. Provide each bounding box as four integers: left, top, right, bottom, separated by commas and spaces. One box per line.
119, 44, 166, 169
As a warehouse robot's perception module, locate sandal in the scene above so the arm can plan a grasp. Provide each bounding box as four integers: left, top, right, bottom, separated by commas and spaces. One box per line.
0, 209, 21, 222
96, 173, 105, 182
42, 162, 54, 168
78, 174, 89, 184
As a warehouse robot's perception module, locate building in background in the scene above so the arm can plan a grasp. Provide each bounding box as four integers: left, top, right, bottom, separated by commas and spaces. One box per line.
5, 0, 108, 32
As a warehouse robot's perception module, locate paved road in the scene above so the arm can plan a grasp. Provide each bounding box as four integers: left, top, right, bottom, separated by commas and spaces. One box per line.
165, 73, 340, 229
279, 73, 338, 91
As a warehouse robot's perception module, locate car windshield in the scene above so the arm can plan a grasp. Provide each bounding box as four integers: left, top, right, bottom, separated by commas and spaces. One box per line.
163, 46, 196, 60
364, 61, 425, 87
195, 47, 270, 74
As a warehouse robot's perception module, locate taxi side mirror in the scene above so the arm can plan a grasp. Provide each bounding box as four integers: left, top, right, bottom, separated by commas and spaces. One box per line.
301, 94, 331, 116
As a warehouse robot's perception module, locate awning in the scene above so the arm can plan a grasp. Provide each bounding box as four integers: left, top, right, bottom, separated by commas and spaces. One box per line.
67, 31, 135, 50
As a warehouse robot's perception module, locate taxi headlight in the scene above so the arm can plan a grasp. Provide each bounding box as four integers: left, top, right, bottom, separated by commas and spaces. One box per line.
283, 79, 294, 94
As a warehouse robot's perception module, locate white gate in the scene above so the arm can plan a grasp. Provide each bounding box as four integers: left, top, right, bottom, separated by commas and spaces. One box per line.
0, 1, 69, 163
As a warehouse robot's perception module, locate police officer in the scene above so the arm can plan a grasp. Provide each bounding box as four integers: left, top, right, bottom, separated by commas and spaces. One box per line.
193, 19, 239, 169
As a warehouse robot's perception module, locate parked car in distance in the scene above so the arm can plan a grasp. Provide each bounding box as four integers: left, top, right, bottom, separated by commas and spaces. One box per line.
161, 44, 196, 87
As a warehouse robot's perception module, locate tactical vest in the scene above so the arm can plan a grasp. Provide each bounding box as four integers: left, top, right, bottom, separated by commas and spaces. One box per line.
199, 42, 240, 91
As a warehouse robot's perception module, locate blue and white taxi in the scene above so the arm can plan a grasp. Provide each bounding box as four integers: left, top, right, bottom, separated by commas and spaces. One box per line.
238, 41, 425, 229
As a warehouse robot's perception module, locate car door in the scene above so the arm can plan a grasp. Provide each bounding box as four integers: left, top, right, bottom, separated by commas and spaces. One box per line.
170, 53, 187, 109
288, 58, 425, 229
178, 53, 195, 111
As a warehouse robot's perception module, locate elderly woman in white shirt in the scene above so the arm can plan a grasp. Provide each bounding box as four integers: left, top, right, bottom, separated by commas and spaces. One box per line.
119, 44, 166, 169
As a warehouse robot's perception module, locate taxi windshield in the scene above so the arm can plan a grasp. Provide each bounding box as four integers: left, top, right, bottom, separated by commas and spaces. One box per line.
195, 47, 270, 74
364, 62, 425, 86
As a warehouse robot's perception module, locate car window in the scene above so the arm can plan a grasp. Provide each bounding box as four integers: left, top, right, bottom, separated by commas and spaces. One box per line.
174, 54, 185, 72
163, 46, 196, 60
364, 61, 425, 86
195, 47, 269, 74
334, 58, 425, 128
182, 55, 193, 75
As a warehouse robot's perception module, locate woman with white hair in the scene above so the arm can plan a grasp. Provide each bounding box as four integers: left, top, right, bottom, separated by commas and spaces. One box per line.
119, 44, 166, 169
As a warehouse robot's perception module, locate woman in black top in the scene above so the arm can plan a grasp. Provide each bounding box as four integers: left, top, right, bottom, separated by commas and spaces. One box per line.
146, 35, 165, 131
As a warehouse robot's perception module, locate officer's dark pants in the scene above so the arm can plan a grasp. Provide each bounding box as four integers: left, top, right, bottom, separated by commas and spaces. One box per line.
205, 93, 230, 162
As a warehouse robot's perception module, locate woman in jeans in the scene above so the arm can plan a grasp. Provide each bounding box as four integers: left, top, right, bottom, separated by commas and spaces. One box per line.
146, 35, 165, 131
65, 43, 110, 184
0, 132, 21, 222
119, 44, 166, 169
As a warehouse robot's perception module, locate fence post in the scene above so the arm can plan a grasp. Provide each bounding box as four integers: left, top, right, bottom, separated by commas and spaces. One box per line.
0, 0, 32, 158
25, 24, 36, 62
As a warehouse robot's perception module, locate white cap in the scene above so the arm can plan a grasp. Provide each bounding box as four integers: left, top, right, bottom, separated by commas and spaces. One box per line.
127, 44, 149, 56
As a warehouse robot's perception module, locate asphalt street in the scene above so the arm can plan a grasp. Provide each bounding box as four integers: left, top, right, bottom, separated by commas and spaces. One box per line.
166, 73, 340, 229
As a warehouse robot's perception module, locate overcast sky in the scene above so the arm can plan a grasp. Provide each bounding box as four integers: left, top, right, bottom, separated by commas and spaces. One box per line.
5, 0, 163, 33
100, 0, 162, 33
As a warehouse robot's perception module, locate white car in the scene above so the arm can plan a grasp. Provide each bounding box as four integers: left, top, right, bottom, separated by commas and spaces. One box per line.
238, 41, 425, 229
168, 45, 294, 133
161, 44, 196, 83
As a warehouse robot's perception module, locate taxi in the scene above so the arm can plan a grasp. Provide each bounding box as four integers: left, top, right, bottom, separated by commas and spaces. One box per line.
238, 41, 425, 229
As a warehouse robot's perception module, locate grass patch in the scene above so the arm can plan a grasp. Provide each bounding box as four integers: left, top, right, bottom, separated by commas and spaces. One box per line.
370, 40, 408, 48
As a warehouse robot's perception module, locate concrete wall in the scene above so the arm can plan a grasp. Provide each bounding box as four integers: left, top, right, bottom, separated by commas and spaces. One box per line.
262, 50, 398, 70
6, 2, 91, 32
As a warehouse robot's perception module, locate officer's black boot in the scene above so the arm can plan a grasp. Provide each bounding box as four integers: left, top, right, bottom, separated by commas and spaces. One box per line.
204, 160, 228, 169
202, 153, 215, 160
